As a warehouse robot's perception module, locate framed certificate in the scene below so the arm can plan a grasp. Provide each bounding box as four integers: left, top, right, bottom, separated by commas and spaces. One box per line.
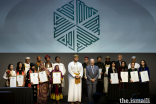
17, 75, 24, 86
98, 69, 102, 79
130, 71, 139, 82
140, 71, 149, 82
121, 72, 128, 82
53, 72, 61, 84
30, 73, 39, 84
111, 73, 118, 84
39, 71, 48, 82
10, 77, 16, 87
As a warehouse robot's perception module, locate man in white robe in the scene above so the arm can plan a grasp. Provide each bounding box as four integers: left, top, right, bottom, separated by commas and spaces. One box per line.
68, 54, 83, 104
128, 56, 140, 70
24, 57, 30, 87
24, 57, 30, 75
53, 56, 66, 87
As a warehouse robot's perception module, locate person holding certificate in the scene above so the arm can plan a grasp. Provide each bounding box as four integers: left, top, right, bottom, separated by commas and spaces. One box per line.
3, 64, 16, 87
118, 61, 128, 98
50, 65, 63, 104
26, 63, 39, 104
44, 55, 53, 72
16, 62, 25, 87
138, 60, 150, 98
82, 56, 90, 97
108, 61, 119, 100
128, 62, 139, 98
38, 63, 50, 104
44, 55, 53, 97
94, 55, 105, 95
53, 56, 66, 88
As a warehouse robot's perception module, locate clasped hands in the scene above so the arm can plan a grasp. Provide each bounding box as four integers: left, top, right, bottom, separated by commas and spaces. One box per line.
75, 75, 80, 79
90, 79, 95, 82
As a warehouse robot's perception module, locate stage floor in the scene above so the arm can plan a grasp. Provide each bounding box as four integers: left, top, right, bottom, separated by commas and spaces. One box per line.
47, 96, 118, 104
46, 95, 156, 104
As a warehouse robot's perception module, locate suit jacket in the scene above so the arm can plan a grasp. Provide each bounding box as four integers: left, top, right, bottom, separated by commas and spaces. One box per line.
86, 65, 99, 84
94, 62, 105, 82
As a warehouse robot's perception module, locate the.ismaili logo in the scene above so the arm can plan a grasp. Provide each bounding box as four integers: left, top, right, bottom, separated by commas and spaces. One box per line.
54, 0, 100, 52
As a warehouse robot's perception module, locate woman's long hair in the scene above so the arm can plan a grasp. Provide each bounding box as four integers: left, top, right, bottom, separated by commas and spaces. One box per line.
8, 64, 13, 70
140, 60, 147, 68
110, 61, 116, 69
16, 62, 24, 72
121, 61, 127, 69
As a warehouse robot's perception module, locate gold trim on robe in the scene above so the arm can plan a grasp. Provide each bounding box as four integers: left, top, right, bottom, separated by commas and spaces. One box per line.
74, 73, 80, 84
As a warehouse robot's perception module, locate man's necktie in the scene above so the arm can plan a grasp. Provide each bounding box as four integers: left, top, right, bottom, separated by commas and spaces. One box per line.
92, 66, 94, 74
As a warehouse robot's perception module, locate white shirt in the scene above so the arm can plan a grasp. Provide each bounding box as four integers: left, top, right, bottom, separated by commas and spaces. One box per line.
128, 62, 140, 70
53, 62, 66, 87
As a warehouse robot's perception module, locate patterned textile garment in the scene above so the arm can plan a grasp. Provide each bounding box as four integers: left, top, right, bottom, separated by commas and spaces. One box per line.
50, 66, 63, 101
37, 63, 50, 104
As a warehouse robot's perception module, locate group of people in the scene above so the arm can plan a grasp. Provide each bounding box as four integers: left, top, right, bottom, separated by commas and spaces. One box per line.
3, 54, 150, 104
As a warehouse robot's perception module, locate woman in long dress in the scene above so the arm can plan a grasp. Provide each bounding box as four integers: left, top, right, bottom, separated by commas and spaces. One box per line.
50, 65, 63, 104
128, 62, 139, 98
26, 63, 39, 104
37, 63, 50, 104
138, 60, 150, 98
108, 61, 119, 101
3, 64, 16, 87
16, 62, 26, 87
118, 61, 129, 99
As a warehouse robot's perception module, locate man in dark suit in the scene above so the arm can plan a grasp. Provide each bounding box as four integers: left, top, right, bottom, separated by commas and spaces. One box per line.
86, 59, 99, 103
115, 55, 127, 70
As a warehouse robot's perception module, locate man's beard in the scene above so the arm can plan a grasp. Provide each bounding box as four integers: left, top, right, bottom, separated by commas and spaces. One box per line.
38, 60, 41, 62
74, 60, 78, 62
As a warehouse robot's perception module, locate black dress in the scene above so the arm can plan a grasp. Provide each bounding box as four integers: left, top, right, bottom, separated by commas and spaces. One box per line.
118, 67, 129, 99
94, 62, 105, 94
107, 67, 119, 101
26, 69, 38, 103
138, 67, 150, 98
82, 62, 89, 96
128, 68, 139, 98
